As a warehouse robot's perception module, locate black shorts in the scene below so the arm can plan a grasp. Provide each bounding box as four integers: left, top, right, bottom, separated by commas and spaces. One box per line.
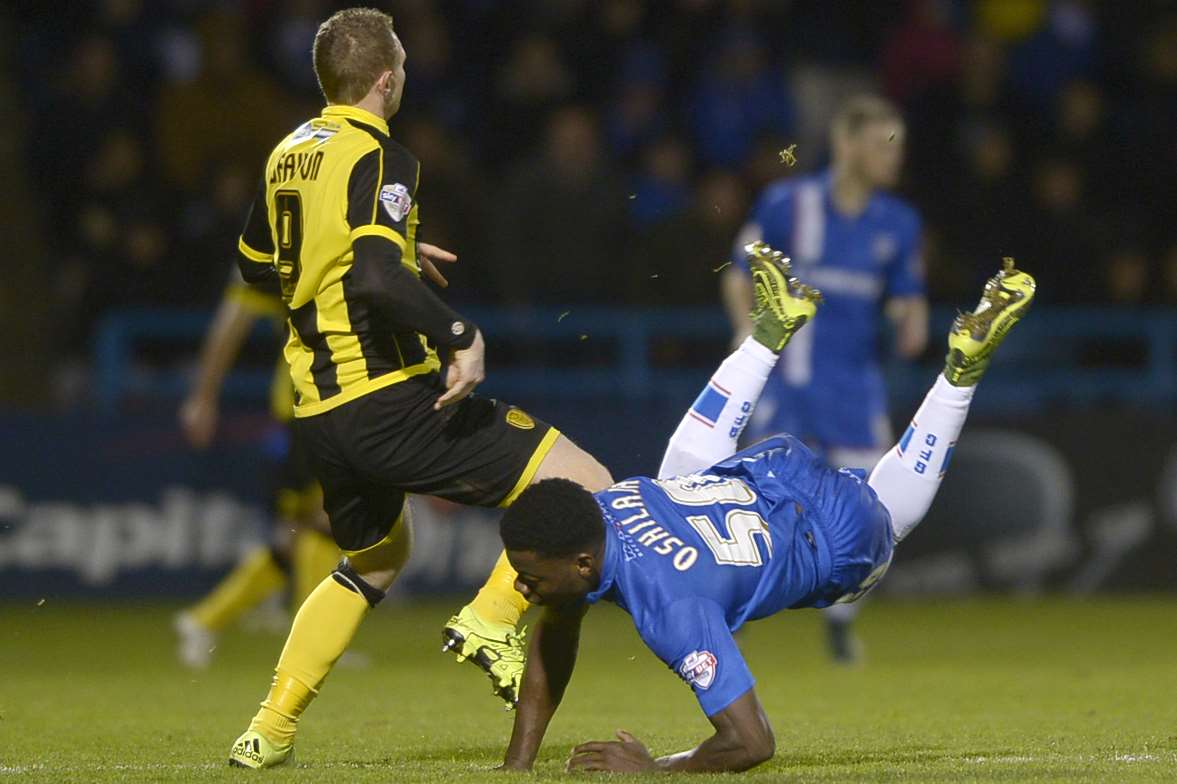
293, 374, 559, 553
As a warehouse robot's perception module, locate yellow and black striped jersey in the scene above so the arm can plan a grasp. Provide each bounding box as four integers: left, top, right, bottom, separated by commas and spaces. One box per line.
237, 104, 442, 418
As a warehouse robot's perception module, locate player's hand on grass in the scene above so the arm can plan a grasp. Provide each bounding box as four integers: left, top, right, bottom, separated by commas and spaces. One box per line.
567, 730, 655, 773
435, 329, 485, 410
417, 242, 457, 288
179, 393, 218, 449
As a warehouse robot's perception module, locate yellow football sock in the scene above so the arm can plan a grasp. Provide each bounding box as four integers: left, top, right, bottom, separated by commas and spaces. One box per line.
467, 551, 531, 628
292, 529, 340, 609
250, 575, 369, 746
189, 547, 287, 632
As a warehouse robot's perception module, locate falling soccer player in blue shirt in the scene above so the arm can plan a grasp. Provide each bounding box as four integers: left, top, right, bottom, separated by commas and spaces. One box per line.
721, 95, 928, 662
498, 243, 1034, 773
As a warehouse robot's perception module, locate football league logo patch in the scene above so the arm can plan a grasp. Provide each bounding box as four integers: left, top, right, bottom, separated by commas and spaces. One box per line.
379, 183, 412, 222
679, 650, 718, 690
506, 408, 535, 430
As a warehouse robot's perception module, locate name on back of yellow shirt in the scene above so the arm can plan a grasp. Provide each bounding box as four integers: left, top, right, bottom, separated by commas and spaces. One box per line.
269, 149, 324, 184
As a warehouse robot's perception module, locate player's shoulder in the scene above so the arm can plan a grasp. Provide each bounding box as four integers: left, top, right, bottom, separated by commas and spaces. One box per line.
343, 129, 419, 187
380, 135, 419, 166
381, 136, 422, 182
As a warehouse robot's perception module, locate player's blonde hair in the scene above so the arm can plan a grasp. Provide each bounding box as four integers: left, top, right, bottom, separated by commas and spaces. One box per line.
312, 7, 399, 105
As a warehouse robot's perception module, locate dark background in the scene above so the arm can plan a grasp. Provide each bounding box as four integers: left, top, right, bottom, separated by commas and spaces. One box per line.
1, 0, 1175, 597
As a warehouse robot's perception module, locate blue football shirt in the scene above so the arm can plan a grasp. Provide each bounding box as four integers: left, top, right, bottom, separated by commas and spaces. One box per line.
586, 436, 893, 715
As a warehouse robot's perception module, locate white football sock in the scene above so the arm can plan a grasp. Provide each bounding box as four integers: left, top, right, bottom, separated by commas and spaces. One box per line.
658, 337, 778, 479
868, 374, 975, 542
822, 601, 861, 623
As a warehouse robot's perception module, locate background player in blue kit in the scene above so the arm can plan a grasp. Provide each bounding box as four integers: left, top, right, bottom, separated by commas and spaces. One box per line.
497, 243, 1035, 773
720, 95, 929, 661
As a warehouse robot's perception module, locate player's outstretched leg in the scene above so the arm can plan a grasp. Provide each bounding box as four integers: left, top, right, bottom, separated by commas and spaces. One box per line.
868, 258, 1035, 541
659, 242, 822, 478
441, 552, 529, 706
443, 435, 611, 708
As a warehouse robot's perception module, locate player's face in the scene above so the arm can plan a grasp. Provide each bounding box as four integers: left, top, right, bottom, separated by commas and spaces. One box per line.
507, 550, 594, 608
856, 120, 905, 188
382, 34, 406, 118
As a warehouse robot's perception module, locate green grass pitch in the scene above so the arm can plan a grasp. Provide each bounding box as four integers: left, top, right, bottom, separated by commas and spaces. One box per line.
2, 597, 1176, 782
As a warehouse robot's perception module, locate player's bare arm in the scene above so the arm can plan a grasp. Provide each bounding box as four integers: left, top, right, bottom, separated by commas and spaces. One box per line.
417, 241, 457, 288
567, 690, 775, 773
501, 603, 587, 771
887, 294, 929, 359
720, 265, 756, 348
179, 293, 263, 449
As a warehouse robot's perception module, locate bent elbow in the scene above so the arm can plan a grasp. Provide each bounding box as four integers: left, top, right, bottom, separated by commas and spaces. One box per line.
740, 728, 775, 769
748, 739, 775, 768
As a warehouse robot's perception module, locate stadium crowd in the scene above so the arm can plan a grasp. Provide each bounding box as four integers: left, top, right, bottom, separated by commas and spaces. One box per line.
8, 0, 1177, 375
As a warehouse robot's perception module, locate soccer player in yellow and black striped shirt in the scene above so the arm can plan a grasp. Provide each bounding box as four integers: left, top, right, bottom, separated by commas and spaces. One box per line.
228, 8, 612, 769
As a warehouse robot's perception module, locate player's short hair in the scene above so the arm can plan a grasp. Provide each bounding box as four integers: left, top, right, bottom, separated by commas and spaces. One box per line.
313, 7, 399, 104
832, 94, 903, 137
500, 479, 605, 557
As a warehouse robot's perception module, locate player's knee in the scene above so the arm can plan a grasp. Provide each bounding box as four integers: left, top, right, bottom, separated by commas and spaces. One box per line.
342, 510, 413, 594
579, 454, 613, 492
332, 560, 388, 607
561, 441, 613, 491
535, 436, 613, 491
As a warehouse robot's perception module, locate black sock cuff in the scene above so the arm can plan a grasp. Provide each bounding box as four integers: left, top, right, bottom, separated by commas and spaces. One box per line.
332, 562, 386, 608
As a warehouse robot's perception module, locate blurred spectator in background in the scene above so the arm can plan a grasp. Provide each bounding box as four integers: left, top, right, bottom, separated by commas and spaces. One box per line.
32, 35, 144, 220
266, 0, 329, 97
1019, 156, 1104, 302
1105, 247, 1150, 307
494, 106, 628, 305
398, 117, 490, 302
948, 121, 1019, 297
1128, 14, 1177, 251
689, 28, 793, 167
488, 33, 575, 165
59, 129, 174, 353
627, 136, 693, 228
881, 0, 961, 106
1006, 0, 1099, 107
606, 46, 671, 162
7, 0, 1176, 407
632, 169, 748, 306
1162, 244, 1177, 305
156, 10, 291, 189
396, 4, 468, 131
177, 163, 259, 305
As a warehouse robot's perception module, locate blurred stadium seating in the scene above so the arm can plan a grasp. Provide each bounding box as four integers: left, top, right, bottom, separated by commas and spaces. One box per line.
3, 1, 1177, 598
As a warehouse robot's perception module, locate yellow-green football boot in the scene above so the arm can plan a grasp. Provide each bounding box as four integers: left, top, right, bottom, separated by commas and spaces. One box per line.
944, 257, 1036, 387
441, 605, 526, 708
228, 729, 294, 769
744, 241, 823, 351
